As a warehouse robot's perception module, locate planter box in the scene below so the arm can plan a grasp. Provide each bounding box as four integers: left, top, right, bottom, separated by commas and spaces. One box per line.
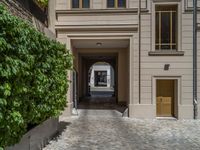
6, 118, 58, 150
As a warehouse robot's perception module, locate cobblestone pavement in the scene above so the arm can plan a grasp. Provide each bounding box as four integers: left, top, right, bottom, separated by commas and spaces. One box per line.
43, 109, 200, 150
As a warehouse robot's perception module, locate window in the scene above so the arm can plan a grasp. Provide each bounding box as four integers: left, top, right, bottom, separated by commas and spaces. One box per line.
82, 0, 90, 8
72, 0, 90, 8
94, 71, 107, 87
155, 5, 177, 50
107, 0, 126, 8
72, 0, 79, 8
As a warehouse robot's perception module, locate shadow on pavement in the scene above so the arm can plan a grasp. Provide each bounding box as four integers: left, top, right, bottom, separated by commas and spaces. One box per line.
78, 96, 127, 113
50, 121, 71, 141
58, 121, 71, 133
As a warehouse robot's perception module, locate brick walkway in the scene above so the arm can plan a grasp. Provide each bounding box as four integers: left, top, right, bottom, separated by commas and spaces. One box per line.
43, 109, 200, 150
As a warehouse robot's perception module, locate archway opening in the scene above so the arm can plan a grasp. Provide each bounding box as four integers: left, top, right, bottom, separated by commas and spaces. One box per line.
88, 62, 115, 98
71, 39, 130, 114
77, 53, 119, 110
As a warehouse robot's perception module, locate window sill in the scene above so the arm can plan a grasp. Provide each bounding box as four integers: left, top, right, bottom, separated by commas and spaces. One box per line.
71, 8, 90, 10
107, 7, 126, 9
148, 51, 184, 56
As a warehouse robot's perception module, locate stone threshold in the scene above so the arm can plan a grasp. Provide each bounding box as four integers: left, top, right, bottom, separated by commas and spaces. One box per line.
156, 117, 177, 120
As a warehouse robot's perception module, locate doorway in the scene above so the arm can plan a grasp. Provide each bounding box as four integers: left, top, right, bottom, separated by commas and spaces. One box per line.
71, 39, 130, 114
88, 62, 115, 98
94, 71, 107, 87
156, 79, 177, 117
77, 55, 119, 110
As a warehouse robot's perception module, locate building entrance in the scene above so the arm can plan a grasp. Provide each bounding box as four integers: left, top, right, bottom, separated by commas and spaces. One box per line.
71, 39, 130, 113
156, 80, 177, 117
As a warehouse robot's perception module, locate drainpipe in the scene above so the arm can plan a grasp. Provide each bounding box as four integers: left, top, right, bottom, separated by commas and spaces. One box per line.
193, 0, 198, 119
138, 0, 141, 104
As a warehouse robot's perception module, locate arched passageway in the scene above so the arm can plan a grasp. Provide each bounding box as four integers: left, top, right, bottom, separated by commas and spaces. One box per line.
71, 39, 130, 113
77, 54, 119, 110
88, 62, 115, 98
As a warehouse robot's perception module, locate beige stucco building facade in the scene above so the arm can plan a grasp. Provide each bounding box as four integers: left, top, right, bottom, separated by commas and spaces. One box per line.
49, 0, 200, 119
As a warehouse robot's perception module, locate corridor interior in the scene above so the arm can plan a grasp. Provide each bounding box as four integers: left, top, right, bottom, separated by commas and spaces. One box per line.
77, 55, 127, 113
72, 39, 130, 114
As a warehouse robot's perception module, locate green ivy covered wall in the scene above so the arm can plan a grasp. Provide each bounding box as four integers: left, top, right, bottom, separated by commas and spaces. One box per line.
0, 4, 73, 148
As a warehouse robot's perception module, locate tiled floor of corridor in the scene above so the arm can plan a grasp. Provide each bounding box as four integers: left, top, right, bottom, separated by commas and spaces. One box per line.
43, 98, 200, 150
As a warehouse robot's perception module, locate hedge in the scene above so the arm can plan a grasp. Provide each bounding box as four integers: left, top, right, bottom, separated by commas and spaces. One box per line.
0, 4, 72, 148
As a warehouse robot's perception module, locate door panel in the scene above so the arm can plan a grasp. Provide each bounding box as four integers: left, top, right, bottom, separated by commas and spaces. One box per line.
162, 97, 172, 116
156, 80, 174, 117
156, 97, 162, 116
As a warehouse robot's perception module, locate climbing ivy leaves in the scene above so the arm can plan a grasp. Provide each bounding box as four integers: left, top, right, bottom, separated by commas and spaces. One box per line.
36, 0, 48, 7
0, 4, 73, 148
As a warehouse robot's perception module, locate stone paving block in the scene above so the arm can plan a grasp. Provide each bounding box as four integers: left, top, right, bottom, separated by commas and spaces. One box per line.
43, 109, 200, 150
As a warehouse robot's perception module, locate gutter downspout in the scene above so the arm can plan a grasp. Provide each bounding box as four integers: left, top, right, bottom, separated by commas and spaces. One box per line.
138, 0, 141, 104
193, 0, 198, 119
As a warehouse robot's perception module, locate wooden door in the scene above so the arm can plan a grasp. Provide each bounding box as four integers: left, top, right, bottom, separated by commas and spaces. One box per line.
156, 80, 174, 117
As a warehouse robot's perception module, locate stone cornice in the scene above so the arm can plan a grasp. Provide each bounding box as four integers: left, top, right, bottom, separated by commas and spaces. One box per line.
55, 24, 138, 32
56, 8, 139, 15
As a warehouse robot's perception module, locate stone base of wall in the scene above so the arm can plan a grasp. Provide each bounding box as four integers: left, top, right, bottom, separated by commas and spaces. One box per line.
6, 118, 58, 150
62, 103, 73, 117
198, 106, 200, 119
129, 104, 196, 119
129, 104, 156, 119
178, 105, 193, 119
